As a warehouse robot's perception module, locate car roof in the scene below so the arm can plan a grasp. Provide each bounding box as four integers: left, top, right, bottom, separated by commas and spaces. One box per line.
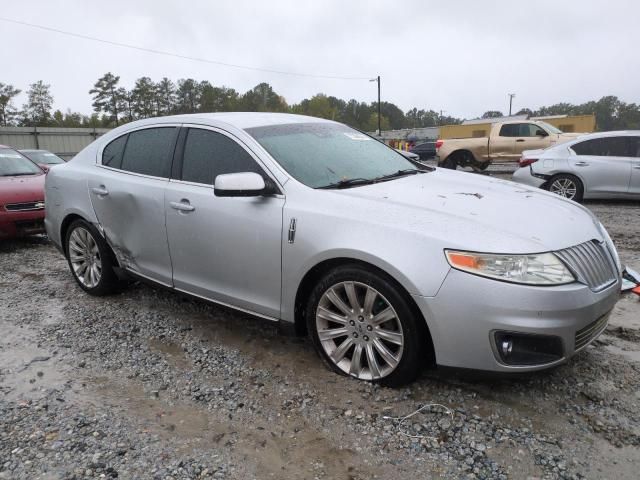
19, 149, 50, 153
123, 112, 335, 131
572, 130, 640, 140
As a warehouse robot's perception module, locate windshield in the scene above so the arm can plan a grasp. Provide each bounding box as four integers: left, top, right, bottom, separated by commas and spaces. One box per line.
245, 122, 418, 188
537, 121, 563, 135
21, 150, 65, 165
0, 148, 43, 176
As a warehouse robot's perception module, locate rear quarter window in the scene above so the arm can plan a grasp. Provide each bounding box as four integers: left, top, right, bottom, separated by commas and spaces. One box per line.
102, 135, 127, 169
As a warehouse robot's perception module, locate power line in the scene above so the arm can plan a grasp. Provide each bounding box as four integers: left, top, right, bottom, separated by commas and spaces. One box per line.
0, 16, 371, 81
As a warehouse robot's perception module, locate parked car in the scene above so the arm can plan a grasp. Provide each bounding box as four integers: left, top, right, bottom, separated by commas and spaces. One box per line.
0, 145, 46, 239
409, 141, 436, 161
436, 120, 581, 170
512, 131, 640, 202
45, 113, 621, 386
20, 149, 65, 172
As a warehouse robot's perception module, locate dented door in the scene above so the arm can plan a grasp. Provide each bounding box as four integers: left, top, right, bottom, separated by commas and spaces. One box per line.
88, 170, 173, 285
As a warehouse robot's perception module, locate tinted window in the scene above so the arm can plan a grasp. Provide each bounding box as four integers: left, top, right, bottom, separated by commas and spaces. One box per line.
629, 137, 640, 158
181, 129, 262, 184
102, 135, 127, 169
499, 124, 518, 137
518, 124, 547, 137
121, 127, 177, 177
572, 137, 631, 157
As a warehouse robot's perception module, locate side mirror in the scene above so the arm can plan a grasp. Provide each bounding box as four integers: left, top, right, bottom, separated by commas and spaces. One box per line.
214, 172, 273, 197
536, 129, 548, 137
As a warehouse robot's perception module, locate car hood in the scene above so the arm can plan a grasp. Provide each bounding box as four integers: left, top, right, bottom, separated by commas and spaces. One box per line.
329, 169, 602, 253
0, 174, 45, 204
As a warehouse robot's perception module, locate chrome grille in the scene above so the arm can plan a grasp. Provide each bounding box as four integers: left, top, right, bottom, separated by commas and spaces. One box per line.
4, 201, 45, 212
575, 313, 609, 350
555, 240, 617, 292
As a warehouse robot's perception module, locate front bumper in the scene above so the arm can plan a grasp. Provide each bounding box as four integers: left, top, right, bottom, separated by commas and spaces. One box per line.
0, 210, 46, 239
512, 166, 546, 189
413, 268, 620, 372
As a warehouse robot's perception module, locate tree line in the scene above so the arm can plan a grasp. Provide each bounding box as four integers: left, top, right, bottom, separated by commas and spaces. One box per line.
1, 73, 639, 132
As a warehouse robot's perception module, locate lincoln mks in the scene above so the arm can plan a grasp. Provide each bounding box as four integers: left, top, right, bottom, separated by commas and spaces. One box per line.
45, 113, 621, 386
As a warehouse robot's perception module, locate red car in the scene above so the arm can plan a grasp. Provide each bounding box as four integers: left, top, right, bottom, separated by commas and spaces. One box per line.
0, 145, 47, 239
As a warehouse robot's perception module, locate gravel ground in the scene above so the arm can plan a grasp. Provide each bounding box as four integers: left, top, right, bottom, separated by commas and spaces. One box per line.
1, 196, 639, 480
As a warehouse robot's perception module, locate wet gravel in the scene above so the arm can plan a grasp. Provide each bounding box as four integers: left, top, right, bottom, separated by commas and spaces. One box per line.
1, 198, 639, 480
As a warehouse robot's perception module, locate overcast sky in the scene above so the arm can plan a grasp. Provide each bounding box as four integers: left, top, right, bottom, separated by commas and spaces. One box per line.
2, 0, 639, 119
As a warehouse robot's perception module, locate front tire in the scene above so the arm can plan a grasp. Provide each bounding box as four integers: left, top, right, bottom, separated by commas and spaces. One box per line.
65, 219, 121, 295
305, 265, 427, 387
547, 174, 584, 202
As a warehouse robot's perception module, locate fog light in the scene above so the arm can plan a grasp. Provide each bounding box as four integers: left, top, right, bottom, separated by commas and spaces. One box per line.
501, 338, 513, 357
494, 331, 563, 366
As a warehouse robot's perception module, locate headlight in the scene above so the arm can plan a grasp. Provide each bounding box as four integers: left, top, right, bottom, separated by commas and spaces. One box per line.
445, 250, 575, 285
599, 222, 621, 274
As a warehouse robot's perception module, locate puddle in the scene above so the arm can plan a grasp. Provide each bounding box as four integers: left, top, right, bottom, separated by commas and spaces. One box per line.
0, 318, 70, 401
148, 337, 190, 369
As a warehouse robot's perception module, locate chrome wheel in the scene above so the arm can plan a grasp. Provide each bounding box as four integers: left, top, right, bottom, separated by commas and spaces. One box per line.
315, 281, 404, 381
68, 227, 102, 289
549, 178, 577, 199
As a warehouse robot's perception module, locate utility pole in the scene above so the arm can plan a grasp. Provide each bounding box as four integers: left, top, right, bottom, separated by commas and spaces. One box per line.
508, 93, 516, 116
370, 76, 381, 135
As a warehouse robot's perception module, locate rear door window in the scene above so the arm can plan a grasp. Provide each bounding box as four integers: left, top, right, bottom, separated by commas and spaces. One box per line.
572, 137, 632, 157
181, 128, 262, 185
120, 127, 177, 178
499, 124, 519, 137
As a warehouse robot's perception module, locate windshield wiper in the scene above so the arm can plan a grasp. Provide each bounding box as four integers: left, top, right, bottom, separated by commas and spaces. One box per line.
4, 172, 38, 176
316, 178, 376, 189
373, 168, 426, 182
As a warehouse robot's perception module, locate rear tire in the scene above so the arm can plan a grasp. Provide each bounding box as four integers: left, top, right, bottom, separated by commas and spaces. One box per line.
546, 174, 584, 202
65, 219, 121, 295
441, 156, 458, 170
305, 264, 427, 387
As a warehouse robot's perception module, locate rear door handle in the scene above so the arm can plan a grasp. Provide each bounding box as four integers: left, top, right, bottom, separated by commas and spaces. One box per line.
633, 164, 640, 169
170, 200, 195, 212
516, 139, 525, 142
575, 161, 589, 167
91, 186, 109, 196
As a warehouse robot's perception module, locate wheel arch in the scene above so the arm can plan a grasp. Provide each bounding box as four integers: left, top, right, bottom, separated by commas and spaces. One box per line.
293, 256, 436, 364
60, 213, 119, 267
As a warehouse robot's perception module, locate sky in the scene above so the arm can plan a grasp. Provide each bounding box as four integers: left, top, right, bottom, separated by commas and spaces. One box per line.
1, 0, 639, 120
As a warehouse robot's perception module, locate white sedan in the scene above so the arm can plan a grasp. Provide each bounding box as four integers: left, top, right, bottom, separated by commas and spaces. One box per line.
512, 130, 640, 202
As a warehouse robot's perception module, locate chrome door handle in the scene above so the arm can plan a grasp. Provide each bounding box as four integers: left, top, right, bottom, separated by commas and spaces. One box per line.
170, 200, 195, 212
633, 164, 640, 169
91, 186, 109, 196
575, 162, 589, 167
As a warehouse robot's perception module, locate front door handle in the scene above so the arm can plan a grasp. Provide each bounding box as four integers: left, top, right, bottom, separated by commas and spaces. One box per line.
91, 186, 109, 196
516, 139, 525, 142
575, 161, 590, 167
170, 200, 195, 212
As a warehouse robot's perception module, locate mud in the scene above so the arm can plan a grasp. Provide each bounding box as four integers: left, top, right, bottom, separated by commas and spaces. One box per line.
1, 198, 639, 479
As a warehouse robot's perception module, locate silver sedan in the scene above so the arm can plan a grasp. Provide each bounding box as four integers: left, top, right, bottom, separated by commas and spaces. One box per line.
45, 113, 621, 386
512, 131, 640, 202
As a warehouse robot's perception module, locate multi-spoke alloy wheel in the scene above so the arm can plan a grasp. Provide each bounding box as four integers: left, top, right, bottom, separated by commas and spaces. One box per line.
549, 178, 577, 199
547, 174, 583, 202
65, 219, 121, 296
316, 281, 404, 381
68, 227, 102, 288
306, 263, 430, 386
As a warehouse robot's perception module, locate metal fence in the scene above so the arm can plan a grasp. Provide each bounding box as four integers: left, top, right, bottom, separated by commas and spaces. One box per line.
0, 127, 111, 160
